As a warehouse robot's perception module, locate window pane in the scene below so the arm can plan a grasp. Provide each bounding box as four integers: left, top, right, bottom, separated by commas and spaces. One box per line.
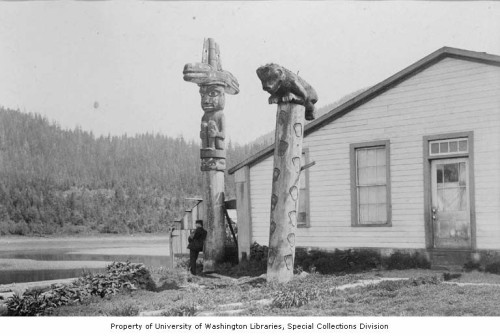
459, 140, 468, 152
359, 205, 369, 224
300, 153, 307, 188
436, 165, 444, 185
449, 141, 458, 152
359, 187, 369, 204
444, 164, 458, 183
377, 204, 387, 222
358, 167, 378, 185
366, 149, 377, 167
298, 189, 307, 213
430, 138, 468, 156
376, 166, 386, 184
368, 186, 378, 204
298, 152, 308, 225
297, 212, 307, 224
359, 186, 386, 205
355, 145, 388, 225
360, 204, 387, 224
459, 162, 466, 186
440, 142, 449, 153
358, 186, 387, 224
431, 143, 440, 154
376, 148, 386, 166
357, 150, 368, 168
357, 167, 366, 185
377, 186, 387, 203
368, 205, 377, 222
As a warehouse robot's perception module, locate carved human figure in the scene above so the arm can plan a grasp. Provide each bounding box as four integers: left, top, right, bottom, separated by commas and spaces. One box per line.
200, 84, 226, 150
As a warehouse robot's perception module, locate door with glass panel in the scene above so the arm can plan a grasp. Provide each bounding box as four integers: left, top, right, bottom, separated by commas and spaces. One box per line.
430, 158, 471, 249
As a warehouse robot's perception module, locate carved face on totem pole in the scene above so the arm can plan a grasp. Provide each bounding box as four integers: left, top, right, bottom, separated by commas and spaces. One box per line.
199, 84, 226, 152
200, 85, 225, 113
183, 38, 239, 171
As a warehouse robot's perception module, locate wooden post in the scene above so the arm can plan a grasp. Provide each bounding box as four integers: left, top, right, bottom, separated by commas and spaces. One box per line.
255, 63, 318, 283
168, 226, 175, 269
267, 103, 305, 282
235, 166, 252, 262
201, 169, 225, 272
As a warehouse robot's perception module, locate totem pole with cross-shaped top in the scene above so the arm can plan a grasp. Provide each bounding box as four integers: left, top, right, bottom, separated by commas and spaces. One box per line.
183, 38, 239, 272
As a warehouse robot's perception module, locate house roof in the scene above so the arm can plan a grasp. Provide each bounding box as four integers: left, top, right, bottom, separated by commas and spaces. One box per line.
228, 46, 500, 175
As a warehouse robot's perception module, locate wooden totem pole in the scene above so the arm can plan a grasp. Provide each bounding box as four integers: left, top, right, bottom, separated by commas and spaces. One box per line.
183, 38, 239, 272
256, 64, 318, 283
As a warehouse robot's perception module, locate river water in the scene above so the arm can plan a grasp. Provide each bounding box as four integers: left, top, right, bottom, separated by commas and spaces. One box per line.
0, 236, 172, 285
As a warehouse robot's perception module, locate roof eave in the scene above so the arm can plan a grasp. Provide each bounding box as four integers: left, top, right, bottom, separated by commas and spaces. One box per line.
228, 47, 500, 175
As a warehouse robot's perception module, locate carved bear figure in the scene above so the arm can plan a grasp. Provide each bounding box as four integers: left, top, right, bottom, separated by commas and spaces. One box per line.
256, 63, 318, 120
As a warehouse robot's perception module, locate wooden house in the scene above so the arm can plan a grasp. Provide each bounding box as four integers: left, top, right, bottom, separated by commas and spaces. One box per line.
228, 47, 500, 268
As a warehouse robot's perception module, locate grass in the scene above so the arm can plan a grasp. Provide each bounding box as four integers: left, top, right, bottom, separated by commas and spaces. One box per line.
40, 268, 500, 316
368, 269, 500, 284
291, 284, 500, 316
4, 245, 500, 317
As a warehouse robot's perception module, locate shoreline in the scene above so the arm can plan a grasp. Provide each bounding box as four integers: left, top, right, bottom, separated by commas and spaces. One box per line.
0, 233, 170, 252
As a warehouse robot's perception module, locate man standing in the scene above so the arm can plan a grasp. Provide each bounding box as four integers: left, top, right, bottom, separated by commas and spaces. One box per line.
188, 220, 207, 275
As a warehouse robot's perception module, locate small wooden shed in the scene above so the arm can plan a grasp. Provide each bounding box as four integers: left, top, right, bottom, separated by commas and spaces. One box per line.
229, 47, 500, 268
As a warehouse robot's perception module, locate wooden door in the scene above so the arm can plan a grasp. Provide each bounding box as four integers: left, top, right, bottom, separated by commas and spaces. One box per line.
431, 158, 471, 249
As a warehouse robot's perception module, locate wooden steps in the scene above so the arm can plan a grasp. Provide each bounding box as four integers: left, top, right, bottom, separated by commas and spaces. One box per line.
430, 250, 472, 271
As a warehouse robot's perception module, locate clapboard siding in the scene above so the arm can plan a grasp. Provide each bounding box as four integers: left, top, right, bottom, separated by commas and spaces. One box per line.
246, 57, 500, 250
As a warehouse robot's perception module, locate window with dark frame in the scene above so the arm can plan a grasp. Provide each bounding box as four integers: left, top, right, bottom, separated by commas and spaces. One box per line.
297, 149, 310, 228
351, 141, 391, 226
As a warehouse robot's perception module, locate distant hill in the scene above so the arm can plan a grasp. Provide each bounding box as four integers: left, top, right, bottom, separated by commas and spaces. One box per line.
0, 87, 366, 236
0, 107, 262, 236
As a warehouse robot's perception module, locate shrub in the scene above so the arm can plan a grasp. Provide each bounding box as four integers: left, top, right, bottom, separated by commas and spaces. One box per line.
155, 267, 186, 290
250, 242, 269, 263
6, 284, 90, 316
175, 256, 190, 270
221, 245, 238, 265
463, 260, 482, 272
485, 262, 500, 275
246, 243, 433, 276
6, 261, 155, 316
383, 251, 430, 270
272, 286, 320, 309
295, 248, 381, 274
73, 261, 156, 296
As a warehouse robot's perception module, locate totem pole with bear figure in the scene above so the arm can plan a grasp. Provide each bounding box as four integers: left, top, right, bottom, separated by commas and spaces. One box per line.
256, 63, 318, 283
183, 38, 239, 272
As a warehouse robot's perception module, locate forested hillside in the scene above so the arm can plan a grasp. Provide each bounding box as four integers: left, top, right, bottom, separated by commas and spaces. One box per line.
0, 107, 263, 236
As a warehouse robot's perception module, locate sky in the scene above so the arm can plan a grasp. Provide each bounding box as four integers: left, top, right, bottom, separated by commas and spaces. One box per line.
0, 1, 499, 145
